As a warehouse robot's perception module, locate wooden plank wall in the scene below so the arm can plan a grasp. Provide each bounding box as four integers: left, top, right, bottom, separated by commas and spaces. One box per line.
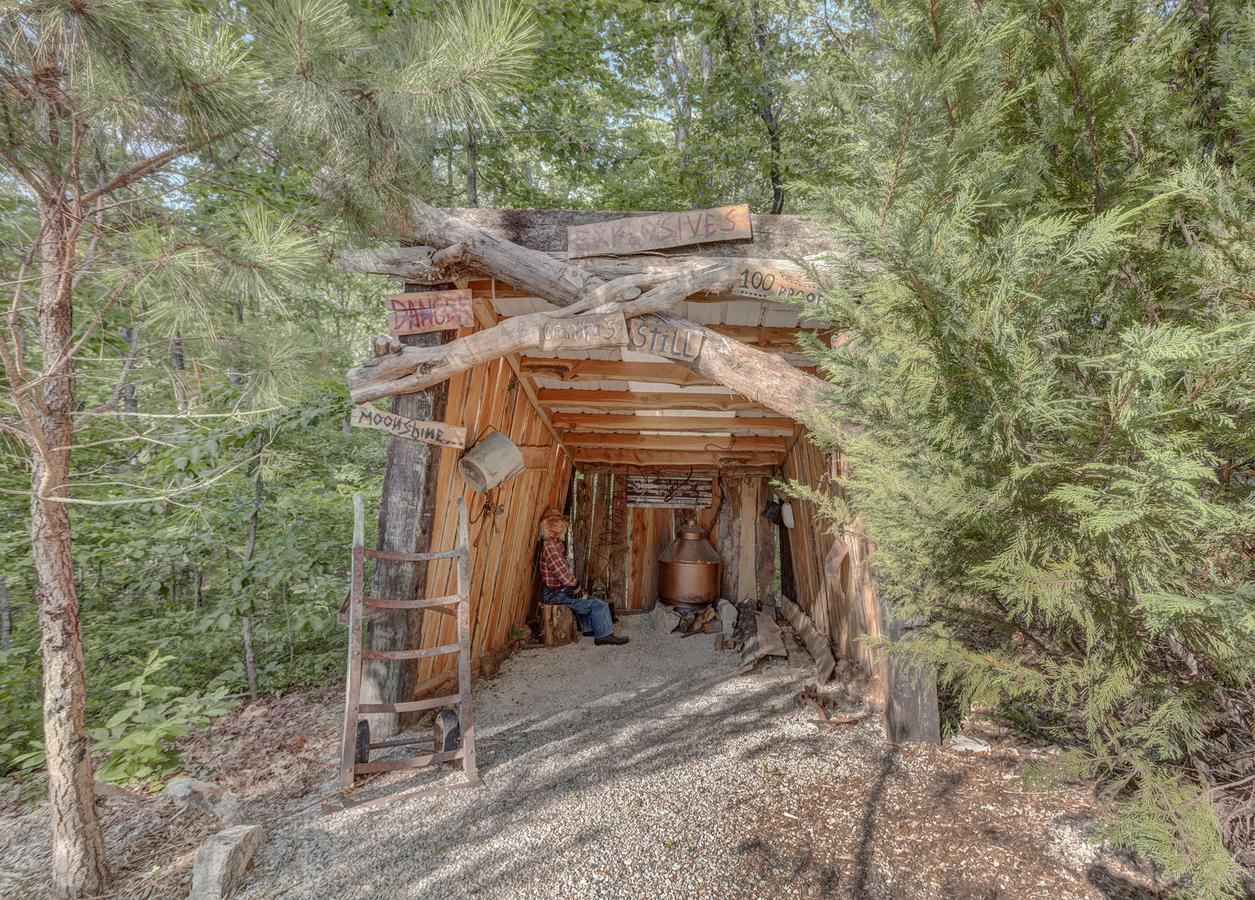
714, 476, 776, 602
411, 338, 572, 689
781, 432, 883, 685
626, 507, 672, 611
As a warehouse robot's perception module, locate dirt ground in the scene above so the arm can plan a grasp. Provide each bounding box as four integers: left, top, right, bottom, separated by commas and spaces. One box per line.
0, 611, 1164, 899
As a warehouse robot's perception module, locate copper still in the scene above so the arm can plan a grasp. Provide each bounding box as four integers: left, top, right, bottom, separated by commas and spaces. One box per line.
657, 519, 721, 606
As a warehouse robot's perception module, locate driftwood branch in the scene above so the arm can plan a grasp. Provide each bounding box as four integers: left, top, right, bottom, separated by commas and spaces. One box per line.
343, 201, 832, 421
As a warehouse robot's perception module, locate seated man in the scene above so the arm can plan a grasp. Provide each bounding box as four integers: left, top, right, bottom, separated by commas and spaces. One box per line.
538, 509, 628, 646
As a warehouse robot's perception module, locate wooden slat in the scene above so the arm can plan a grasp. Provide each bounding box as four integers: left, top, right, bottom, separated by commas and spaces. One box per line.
365, 548, 462, 562
561, 432, 787, 453
538, 389, 767, 412
520, 358, 718, 386
367, 735, 435, 751
707, 324, 831, 352
571, 448, 783, 467
354, 747, 464, 774
358, 693, 461, 714
363, 595, 460, 610
361, 643, 460, 661
551, 413, 793, 435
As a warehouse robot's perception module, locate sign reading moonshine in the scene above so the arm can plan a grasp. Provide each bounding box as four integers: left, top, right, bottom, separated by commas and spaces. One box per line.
627, 319, 704, 362
351, 403, 467, 448
566, 205, 752, 258
386, 289, 474, 336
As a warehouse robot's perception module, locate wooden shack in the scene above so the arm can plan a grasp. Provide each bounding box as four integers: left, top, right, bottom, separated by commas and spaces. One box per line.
340, 204, 939, 752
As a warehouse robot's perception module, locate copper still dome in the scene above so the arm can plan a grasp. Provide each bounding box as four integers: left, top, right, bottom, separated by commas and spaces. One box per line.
657, 519, 721, 606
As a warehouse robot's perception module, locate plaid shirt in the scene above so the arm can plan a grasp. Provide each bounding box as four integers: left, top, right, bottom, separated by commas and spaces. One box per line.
539, 538, 578, 588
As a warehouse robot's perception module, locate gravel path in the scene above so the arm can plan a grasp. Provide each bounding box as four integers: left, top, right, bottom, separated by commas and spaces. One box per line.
238, 611, 1153, 900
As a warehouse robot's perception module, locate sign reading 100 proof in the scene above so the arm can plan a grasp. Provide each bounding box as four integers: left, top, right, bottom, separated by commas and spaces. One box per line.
730, 265, 821, 304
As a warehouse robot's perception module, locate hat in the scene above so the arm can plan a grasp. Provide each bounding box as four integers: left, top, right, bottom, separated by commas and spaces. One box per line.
540, 508, 566, 523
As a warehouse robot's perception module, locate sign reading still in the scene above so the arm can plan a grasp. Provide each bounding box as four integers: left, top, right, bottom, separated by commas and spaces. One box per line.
566, 205, 752, 258
628, 319, 704, 362
386, 289, 474, 336
351, 404, 467, 448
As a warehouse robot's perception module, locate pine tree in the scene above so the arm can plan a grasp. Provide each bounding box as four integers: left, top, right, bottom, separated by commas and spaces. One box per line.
0, 2, 533, 895
799, 0, 1255, 894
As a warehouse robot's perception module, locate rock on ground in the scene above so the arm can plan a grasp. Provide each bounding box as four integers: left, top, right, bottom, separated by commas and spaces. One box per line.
191, 824, 265, 900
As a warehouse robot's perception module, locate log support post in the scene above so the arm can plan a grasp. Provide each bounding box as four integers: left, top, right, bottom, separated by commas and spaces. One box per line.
362, 285, 453, 739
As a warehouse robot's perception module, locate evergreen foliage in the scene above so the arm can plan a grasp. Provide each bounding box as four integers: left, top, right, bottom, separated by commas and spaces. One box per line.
798, 0, 1255, 893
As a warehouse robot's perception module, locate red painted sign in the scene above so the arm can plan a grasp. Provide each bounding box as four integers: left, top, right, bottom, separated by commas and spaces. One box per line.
566, 205, 752, 258
386, 289, 474, 336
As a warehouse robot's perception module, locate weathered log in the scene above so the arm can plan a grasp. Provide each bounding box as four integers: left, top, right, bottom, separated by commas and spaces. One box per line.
778, 594, 837, 683
342, 201, 832, 423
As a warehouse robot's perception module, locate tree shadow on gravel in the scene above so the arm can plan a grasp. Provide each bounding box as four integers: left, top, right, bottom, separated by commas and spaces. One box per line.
241, 624, 809, 897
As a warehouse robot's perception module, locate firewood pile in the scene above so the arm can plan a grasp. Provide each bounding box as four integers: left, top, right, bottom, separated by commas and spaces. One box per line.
669, 594, 842, 687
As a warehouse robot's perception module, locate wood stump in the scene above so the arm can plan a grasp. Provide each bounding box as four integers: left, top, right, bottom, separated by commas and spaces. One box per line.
541, 603, 578, 647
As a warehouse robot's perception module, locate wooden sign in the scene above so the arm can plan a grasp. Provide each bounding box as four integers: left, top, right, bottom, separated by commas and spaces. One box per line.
567, 205, 752, 258
538, 312, 628, 351
730, 265, 821, 304
627, 318, 704, 362
351, 404, 467, 448
386, 289, 473, 335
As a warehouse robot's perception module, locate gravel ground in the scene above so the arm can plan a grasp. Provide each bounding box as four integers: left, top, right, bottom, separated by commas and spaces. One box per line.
233, 611, 1158, 900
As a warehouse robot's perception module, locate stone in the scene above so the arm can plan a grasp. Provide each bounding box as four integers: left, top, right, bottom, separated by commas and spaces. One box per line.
716, 599, 737, 640
950, 735, 991, 753
164, 777, 242, 825
190, 824, 264, 900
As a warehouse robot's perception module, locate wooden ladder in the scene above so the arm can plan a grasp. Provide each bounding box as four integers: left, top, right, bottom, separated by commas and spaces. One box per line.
331, 494, 481, 811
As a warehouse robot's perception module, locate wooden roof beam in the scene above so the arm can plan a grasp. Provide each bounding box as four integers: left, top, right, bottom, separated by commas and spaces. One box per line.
560, 432, 787, 453
521, 357, 815, 386
536, 389, 769, 412
569, 448, 783, 468
550, 413, 794, 435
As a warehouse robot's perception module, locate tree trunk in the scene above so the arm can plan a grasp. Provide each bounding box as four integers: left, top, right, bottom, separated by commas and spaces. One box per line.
241, 616, 258, 700
364, 295, 453, 739
0, 575, 10, 651
465, 123, 478, 207
170, 332, 188, 412
32, 209, 110, 898
241, 442, 263, 700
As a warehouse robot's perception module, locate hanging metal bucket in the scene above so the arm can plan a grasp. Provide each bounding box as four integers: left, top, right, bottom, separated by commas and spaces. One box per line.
458, 430, 524, 493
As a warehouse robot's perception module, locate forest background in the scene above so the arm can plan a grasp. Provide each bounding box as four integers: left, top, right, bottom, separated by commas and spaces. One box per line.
1, 0, 1252, 897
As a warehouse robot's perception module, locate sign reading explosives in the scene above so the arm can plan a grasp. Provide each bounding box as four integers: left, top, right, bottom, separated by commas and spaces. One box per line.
566, 205, 752, 258
730, 265, 821, 304
351, 404, 467, 448
386, 289, 474, 336
628, 319, 704, 362
539, 312, 629, 351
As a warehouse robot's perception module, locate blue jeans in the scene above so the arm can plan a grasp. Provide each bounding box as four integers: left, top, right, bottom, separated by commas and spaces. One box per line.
542, 586, 614, 639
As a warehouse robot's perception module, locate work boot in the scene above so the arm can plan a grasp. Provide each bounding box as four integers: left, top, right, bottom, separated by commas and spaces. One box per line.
594, 634, 629, 646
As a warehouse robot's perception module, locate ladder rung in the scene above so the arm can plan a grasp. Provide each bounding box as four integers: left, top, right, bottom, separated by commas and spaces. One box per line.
365, 548, 463, 563
362, 595, 461, 611
368, 735, 435, 751
358, 693, 461, 715
354, 747, 463, 774
361, 643, 461, 661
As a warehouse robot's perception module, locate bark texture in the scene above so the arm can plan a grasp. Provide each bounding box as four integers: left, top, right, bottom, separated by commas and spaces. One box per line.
32, 212, 110, 897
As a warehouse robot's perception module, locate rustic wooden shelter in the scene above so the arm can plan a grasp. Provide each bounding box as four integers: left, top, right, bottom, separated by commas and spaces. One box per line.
338, 203, 939, 760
